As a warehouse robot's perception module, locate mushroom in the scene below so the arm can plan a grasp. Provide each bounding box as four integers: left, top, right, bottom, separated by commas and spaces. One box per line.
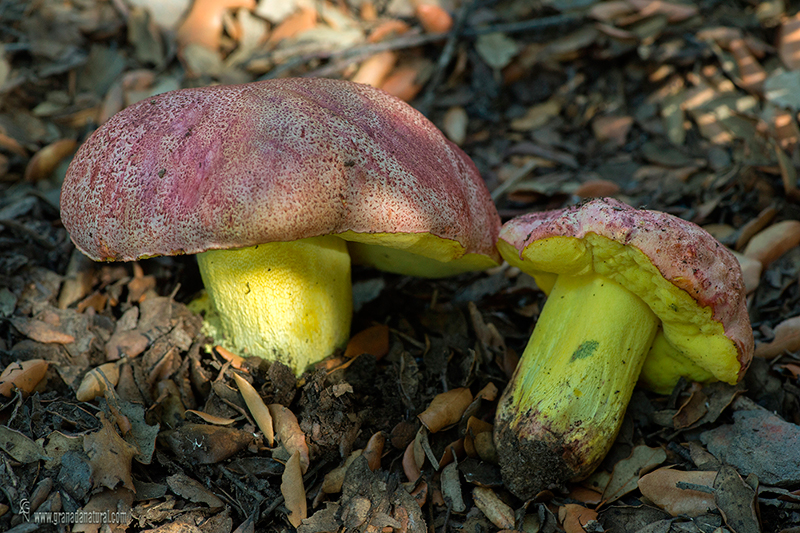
60, 78, 501, 375
493, 197, 753, 499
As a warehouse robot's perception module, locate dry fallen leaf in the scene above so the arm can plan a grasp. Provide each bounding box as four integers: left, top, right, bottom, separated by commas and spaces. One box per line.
417, 387, 473, 433
233, 372, 274, 446
381, 64, 425, 102
402, 434, 425, 482
638, 467, 717, 516
343, 324, 390, 359
0, 359, 49, 397
742, 219, 800, 267
24, 139, 77, 182
779, 13, 800, 71
281, 450, 308, 527
269, 403, 310, 473
472, 486, 514, 529
11, 318, 75, 344
76, 362, 121, 402
602, 444, 667, 504
176, 0, 255, 50
415, 4, 452, 34
592, 115, 634, 146
84, 412, 138, 492
350, 51, 398, 88
0, 425, 51, 463
558, 503, 599, 533
362, 431, 385, 472
267, 5, 317, 45
755, 315, 800, 358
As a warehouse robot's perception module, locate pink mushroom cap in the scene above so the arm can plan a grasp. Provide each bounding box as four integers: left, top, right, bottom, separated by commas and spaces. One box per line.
60, 77, 501, 268
499, 197, 753, 390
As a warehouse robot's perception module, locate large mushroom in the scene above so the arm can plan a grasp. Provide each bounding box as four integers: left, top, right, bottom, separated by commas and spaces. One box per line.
60, 78, 501, 375
493, 197, 753, 499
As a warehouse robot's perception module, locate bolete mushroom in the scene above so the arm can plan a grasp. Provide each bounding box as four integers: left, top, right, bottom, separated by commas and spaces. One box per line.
494, 197, 753, 499
60, 78, 501, 375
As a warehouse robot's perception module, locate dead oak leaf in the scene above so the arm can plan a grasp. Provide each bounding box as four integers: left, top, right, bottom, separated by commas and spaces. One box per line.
84, 412, 138, 492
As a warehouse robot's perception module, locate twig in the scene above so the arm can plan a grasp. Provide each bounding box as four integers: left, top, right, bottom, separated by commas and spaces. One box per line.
416, 0, 477, 116
264, 13, 585, 80
490, 159, 540, 201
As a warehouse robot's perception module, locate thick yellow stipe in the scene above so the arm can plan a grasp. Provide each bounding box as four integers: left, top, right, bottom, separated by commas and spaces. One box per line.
495, 271, 659, 498
511, 272, 658, 462
196, 235, 352, 375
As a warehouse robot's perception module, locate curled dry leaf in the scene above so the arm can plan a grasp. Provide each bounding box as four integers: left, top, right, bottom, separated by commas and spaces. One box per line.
731, 251, 761, 294
779, 13, 800, 71
362, 431, 385, 472
381, 65, 425, 102
76, 362, 120, 402
0, 359, 49, 397
638, 468, 717, 517
742, 219, 800, 267
591, 115, 634, 146
350, 51, 398, 88
214, 345, 245, 369
415, 4, 453, 34
755, 315, 800, 359
267, 6, 317, 46
281, 451, 307, 528
268, 404, 310, 473
475, 381, 499, 402
472, 486, 515, 529
184, 410, 237, 425
558, 503, 599, 533
464, 416, 492, 458
417, 387, 473, 433
403, 437, 424, 482
442, 107, 468, 146
233, 372, 274, 446
24, 139, 77, 182
344, 324, 390, 359
176, 0, 255, 50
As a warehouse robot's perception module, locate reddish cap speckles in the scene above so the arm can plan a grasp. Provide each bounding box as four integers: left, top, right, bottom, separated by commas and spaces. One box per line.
60, 78, 501, 265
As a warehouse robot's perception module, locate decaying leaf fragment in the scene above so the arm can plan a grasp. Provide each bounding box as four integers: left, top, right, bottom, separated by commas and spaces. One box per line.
602, 445, 667, 504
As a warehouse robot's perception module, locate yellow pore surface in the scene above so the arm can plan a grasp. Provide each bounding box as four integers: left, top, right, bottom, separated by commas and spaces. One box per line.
498, 233, 740, 392
196, 235, 352, 375
341, 230, 499, 278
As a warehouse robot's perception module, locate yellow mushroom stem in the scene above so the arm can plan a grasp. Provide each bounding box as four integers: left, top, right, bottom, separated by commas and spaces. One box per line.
495, 271, 659, 499
195, 235, 352, 376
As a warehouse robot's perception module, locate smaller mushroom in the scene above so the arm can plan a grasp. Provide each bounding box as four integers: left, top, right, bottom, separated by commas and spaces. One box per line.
493, 198, 753, 500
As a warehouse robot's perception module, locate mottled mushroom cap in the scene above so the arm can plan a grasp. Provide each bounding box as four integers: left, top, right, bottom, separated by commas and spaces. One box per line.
60, 78, 501, 268
498, 197, 753, 390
